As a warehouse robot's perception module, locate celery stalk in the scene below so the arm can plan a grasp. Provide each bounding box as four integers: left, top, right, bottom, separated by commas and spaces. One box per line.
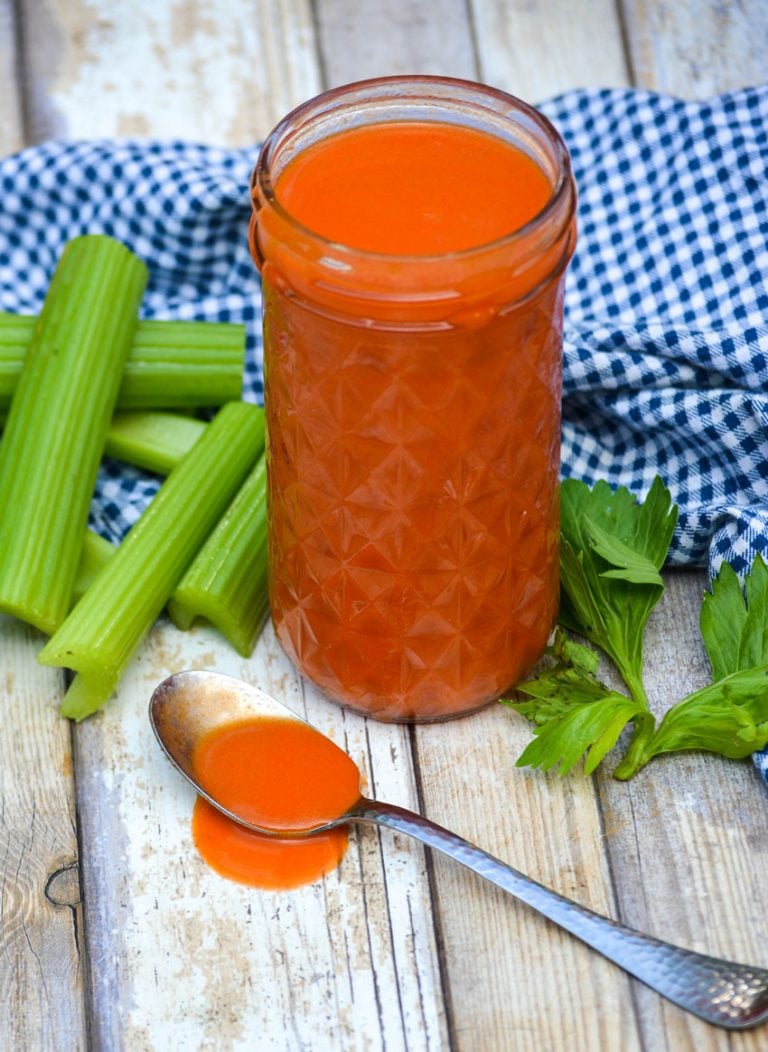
168, 454, 269, 656
4, 412, 208, 606
73, 410, 269, 650
104, 411, 207, 474
0, 236, 147, 633
74, 409, 252, 606
39, 402, 266, 720
0, 312, 245, 409
120, 320, 244, 406
74, 531, 117, 605
0, 314, 33, 406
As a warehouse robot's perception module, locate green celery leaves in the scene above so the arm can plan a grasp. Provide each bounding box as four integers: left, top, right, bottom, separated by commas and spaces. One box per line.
503, 630, 645, 776
505, 475, 768, 781
700, 554, 768, 679
558, 476, 677, 699
637, 554, 768, 770
644, 670, 768, 761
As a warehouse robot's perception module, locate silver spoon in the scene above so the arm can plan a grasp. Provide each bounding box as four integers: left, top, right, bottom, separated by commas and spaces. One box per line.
150, 669, 768, 1031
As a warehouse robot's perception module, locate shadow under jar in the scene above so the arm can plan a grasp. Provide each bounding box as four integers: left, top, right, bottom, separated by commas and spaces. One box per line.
250, 76, 576, 722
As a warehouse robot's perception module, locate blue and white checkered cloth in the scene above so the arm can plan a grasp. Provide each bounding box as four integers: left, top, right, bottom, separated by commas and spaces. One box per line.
0, 87, 766, 778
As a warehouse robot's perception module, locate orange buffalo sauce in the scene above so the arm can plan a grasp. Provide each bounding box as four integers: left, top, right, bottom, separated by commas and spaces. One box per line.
191, 717, 361, 890
252, 78, 576, 722
275, 122, 551, 255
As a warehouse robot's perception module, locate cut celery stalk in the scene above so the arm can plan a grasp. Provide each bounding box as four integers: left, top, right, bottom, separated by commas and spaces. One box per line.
104, 411, 207, 474
39, 402, 266, 720
73, 531, 117, 605
72, 410, 269, 652
0, 236, 147, 633
168, 453, 268, 656
73, 409, 252, 607
0, 312, 245, 408
3, 412, 207, 608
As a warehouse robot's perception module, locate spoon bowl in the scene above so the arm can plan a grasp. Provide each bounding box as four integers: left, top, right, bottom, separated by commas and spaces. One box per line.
150, 669, 348, 836
150, 669, 768, 1031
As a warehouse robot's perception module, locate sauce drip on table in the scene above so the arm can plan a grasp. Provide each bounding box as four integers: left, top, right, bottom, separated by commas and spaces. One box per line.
191, 716, 361, 890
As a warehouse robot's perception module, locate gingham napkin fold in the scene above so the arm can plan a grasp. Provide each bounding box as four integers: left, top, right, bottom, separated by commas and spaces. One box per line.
0, 87, 766, 778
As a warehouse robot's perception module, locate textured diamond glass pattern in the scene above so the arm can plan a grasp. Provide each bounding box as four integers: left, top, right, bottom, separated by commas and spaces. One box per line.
266, 282, 564, 720
253, 77, 576, 720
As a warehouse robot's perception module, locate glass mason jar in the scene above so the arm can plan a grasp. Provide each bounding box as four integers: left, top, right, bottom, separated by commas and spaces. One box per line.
250, 76, 576, 722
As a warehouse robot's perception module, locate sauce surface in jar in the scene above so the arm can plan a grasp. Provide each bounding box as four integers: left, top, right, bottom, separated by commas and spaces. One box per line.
192, 716, 361, 890
254, 81, 575, 722
275, 122, 551, 254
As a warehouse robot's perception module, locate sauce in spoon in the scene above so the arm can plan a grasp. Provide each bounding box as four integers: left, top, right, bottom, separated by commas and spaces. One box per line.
190, 716, 361, 889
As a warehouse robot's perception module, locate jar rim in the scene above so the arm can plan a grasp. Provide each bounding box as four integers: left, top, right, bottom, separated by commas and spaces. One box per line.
252, 74, 575, 265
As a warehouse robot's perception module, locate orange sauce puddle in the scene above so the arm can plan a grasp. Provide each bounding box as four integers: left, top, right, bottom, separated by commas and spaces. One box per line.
191, 716, 362, 890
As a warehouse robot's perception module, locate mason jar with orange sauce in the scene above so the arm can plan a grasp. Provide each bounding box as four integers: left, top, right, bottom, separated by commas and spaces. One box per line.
250, 76, 576, 722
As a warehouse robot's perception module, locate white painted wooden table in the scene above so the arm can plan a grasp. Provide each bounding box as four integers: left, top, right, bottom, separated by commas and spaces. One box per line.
1, 3, 767, 1050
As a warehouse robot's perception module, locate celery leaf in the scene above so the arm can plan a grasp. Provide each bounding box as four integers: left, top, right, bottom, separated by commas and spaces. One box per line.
643, 669, 768, 761
700, 553, 768, 680
619, 553, 768, 775
510, 671, 644, 776
503, 628, 645, 776
588, 522, 665, 586
559, 475, 677, 694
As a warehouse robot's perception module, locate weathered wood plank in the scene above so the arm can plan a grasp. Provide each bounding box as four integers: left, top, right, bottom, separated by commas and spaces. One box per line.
0, 15, 85, 1051
18, 0, 321, 144
315, 0, 476, 88
0, 617, 86, 1052
12, 1, 451, 1048
8, 3, 766, 1052
621, 0, 768, 98
596, 572, 768, 1052
75, 619, 448, 1051
594, 4, 768, 1047
469, 0, 630, 103
414, 706, 642, 1051
403, 6, 635, 1049
0, 0, 24, 154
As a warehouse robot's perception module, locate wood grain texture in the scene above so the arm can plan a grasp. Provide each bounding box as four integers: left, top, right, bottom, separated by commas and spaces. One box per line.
17, 0, 321, 144
75, 620, 448, 1051
0, 616, 86, 1052
622, 0, 768, 98
410, 4, 631, 1048
603, 9, 768, 1041
315, 0, 476, 88
0, 0, 23, 155
596, 572, 768, 1052
414, 706, 642, 1051
470, 0, 630, 103
10, 1, 449, 1046
0, 11, 83, 1048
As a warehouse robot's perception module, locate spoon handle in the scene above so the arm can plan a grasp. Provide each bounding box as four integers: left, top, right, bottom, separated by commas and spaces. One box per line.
350, 799, 768, 1030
